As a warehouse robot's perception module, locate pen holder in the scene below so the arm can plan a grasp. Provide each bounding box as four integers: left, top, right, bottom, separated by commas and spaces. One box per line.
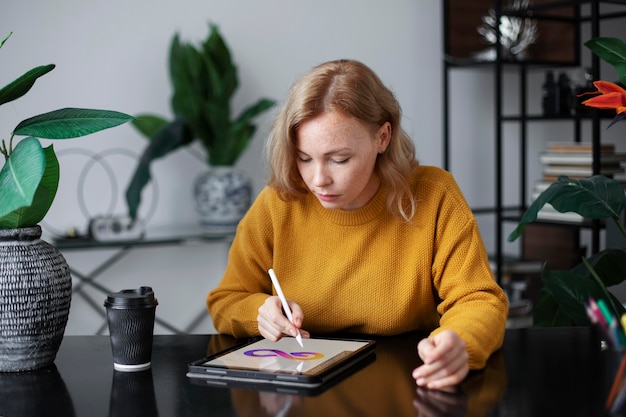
586, 298, 626, 352
605, 349, 626, 415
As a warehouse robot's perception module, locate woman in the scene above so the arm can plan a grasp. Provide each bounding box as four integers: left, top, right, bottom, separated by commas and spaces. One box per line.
207, 59, 508, 390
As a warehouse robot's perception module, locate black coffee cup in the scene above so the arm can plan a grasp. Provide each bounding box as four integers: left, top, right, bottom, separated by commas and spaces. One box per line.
104, 287, 158, 371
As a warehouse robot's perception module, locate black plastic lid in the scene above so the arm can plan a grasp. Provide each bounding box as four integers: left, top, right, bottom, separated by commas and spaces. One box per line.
104, 286, 158, 309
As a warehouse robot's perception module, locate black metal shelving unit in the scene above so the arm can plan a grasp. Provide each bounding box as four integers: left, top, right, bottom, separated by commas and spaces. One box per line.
442, 0, 626, 283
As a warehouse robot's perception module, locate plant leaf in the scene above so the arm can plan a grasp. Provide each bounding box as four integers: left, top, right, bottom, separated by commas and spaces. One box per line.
571, 247, 626, 288
585, 37, 626, 85
13, 108, 134, 139
208, 98, 276, 166
204, 23, 237, 100
508, 175, 625, 241
532, 289, 574, 326
609, 113, 626, 128
131, 114, 169, 140
125, 119, 194, 221
0, 64, 55, 106
0, 145, 58, 229
2, 145, 60, 228
0, 137, 45, 219
170, 36, 204, 121
536, 267, 626, 326
0, 32, 12, 49
541, 269, 599, 326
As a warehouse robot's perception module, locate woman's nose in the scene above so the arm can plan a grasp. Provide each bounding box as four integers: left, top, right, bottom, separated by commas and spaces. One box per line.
311, 163, 331, 187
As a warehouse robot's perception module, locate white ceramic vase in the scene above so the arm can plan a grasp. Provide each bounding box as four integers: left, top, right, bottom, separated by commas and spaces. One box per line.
193, 167, 253, 231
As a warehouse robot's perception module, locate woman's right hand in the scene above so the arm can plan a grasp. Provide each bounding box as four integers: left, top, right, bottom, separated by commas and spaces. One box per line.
257, 296, 309, 341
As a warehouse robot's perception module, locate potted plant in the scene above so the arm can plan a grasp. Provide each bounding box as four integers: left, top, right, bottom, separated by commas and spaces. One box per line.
0, 32, 133, 371
125, 23, 276, 229
508, 36, 626, 327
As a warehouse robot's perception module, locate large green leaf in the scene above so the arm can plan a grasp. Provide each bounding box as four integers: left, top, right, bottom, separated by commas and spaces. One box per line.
508, 175, 625, 241
204, 98, 275, 166
125, 119, 194, 220
0, 137, 45, 218
585, 37, 626, 86
541, 269, 604, 326
0, 145, 58, 228
571, 247, 626, 288
170, 37, 203, 119
204, 23, 237, 102
0, 64, 55, 106
533, 289, 574, 326
19, 145, 58, 226
131, 114, 169, 140
534, 267, 626, 327
13, 108, 134, 139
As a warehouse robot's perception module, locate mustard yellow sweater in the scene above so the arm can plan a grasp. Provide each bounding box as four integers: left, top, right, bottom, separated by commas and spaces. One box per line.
207, 166, 508, 369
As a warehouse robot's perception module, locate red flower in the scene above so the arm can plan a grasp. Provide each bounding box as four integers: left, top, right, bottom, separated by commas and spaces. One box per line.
581, 80, 626, 127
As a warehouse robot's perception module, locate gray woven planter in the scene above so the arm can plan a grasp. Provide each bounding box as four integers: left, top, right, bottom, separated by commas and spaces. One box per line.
0, 226, 72, 372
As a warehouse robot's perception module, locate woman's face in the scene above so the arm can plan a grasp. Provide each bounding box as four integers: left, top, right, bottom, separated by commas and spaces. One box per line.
296, 111, 390, 210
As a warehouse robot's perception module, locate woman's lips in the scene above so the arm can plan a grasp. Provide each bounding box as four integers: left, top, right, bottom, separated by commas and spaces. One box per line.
316, 193, 339, 202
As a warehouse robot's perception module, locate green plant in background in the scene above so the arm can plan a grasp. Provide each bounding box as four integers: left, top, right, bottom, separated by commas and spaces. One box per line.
0, 32, 134, 229
508, 36, 626, 326
125, 23, 276, 222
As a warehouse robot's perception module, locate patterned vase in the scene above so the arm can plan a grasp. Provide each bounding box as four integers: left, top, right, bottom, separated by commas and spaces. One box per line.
193, 167, 253, 231
0, 226, 72, 372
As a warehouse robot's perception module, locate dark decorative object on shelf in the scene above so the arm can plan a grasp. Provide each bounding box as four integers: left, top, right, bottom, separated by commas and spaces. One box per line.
541, 70, 574, 116
474, 0, 539, 61
0, 226, 71, 371
541, 70, 558, 115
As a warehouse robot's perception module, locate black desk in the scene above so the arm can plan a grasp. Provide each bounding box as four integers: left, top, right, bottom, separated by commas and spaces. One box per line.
0, 327, 622, 416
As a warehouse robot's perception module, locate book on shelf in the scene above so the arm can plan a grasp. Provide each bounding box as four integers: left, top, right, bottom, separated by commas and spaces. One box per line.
547, 142, 616, 153
539, 152, 626, 165
542, 164, 625, 177
532, 142, 625, 223
530, 179, 623, 196
540, 142, 625, 179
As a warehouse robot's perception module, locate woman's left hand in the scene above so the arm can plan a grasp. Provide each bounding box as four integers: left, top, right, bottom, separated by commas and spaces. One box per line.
412, 330, 469, 390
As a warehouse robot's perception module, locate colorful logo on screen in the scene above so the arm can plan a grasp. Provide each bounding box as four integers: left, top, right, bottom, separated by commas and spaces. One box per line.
244, 349, 324, 360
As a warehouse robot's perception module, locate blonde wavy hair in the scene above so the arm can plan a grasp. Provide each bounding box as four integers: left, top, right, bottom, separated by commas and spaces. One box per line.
266, 59, 418, 222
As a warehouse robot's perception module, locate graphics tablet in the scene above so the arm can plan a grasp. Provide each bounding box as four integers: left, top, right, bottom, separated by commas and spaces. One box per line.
187, 337, 376, 389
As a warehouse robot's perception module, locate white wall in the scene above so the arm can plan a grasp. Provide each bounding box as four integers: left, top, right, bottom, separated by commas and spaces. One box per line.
2, 0, 442, 334
2, 1, 442, 230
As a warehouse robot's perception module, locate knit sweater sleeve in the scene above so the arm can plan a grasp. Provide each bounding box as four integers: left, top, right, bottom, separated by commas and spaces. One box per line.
206, 188, 275, 338
426, 170, 509, 369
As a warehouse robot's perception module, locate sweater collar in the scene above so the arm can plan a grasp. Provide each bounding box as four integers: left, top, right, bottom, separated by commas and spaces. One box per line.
309, 182, 388, 226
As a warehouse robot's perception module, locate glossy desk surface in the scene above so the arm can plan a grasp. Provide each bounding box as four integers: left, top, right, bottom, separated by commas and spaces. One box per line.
0, 327, 622, 417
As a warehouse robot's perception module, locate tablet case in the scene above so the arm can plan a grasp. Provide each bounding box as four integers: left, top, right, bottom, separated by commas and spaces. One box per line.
186, 336, 376, 390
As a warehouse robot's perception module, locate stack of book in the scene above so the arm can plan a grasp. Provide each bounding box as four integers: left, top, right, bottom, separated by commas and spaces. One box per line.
532, 142, 626, 222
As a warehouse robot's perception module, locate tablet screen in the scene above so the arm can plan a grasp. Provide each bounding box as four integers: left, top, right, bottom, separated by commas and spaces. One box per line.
201, 337, 373, 376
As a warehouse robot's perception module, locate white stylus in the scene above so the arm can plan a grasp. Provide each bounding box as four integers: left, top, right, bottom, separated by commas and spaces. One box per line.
268, 268, 304, 347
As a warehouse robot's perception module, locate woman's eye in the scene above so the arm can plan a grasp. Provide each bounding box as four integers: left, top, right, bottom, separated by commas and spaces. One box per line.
298, 156, 311, 163
332, 158, 349, 164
